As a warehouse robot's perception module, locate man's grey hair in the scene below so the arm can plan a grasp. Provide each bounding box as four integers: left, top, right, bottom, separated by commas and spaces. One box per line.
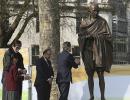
43, 48, 51, 55
63, 41, 71, 51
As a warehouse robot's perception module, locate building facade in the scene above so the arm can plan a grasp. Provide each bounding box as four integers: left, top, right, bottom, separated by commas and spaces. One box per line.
127, 1, 130, 63
110, 0, 128, 64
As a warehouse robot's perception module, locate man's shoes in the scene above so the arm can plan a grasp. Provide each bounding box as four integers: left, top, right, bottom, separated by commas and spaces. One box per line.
101, 97, 105, 100
89, 96, 94, 100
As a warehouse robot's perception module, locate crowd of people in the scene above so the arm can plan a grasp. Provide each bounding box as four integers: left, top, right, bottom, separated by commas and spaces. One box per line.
1, 2, 112, 100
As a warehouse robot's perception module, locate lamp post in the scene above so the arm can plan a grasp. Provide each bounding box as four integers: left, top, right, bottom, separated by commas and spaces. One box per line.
28, 65, 32, 100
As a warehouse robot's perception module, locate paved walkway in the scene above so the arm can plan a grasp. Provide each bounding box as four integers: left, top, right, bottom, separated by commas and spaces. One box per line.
31, 73, 130, 100
68, 75, 130, 100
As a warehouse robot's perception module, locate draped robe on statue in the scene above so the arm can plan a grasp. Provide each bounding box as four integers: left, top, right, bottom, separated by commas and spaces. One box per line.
78, 16, 113, 72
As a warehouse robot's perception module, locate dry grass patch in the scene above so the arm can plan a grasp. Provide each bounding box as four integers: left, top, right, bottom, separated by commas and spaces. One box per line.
72, 65, 130, 82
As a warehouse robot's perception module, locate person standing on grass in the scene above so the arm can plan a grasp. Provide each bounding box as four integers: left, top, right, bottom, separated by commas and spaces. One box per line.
56, 41, 80, 100
34, 48, 54, 100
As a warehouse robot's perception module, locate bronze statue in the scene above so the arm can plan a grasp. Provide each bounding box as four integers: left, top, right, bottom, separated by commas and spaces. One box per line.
78, 2, 113, 100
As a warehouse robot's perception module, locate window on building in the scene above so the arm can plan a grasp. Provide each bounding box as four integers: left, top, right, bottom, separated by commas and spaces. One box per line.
118, 21, 127, 33
80, 0, 87, 3
31, 45, 39, 65
76, 17, 81, 34
72, 46, 80, 64
101, 0, 108, 3
72, 46, 80, 57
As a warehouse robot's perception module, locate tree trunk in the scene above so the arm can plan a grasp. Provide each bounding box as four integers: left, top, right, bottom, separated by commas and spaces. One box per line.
0, 0, 9, 47
38, 0, 60, 99
0, 0, 32, 47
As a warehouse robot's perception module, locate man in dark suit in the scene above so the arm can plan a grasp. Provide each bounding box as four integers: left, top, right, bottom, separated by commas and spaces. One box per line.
56, 41, 80, 100
34, 48, 54, 100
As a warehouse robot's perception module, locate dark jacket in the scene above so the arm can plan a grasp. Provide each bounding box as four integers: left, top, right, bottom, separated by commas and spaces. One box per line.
56, 51, 78, 83
34, 57, 54, 86
3, 48, 24, 71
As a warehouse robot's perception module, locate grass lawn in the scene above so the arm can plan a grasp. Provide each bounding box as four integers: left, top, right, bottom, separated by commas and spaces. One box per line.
94, 97, 130, 100
72, 64, 130, 82
0, 88, 28, 100
0, 89, 2, 100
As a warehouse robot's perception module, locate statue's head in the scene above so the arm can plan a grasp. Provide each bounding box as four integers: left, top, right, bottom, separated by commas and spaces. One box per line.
89, 2, 99, 18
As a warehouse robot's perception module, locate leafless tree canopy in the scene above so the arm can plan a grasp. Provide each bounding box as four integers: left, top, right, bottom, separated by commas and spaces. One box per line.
0, 0, 37, 47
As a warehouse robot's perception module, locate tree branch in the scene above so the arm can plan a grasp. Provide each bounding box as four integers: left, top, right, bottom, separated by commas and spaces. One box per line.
60, 15, 77, 19
15, 12, 37, 40
3, 0, 31, 45
9, 0, 31, 34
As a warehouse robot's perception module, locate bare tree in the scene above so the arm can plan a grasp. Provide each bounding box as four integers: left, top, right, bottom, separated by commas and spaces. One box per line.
38, 0, 60, 99
0, 0, 37, 47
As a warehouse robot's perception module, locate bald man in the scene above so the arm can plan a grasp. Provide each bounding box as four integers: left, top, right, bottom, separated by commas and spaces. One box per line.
78, 2, 113, 100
